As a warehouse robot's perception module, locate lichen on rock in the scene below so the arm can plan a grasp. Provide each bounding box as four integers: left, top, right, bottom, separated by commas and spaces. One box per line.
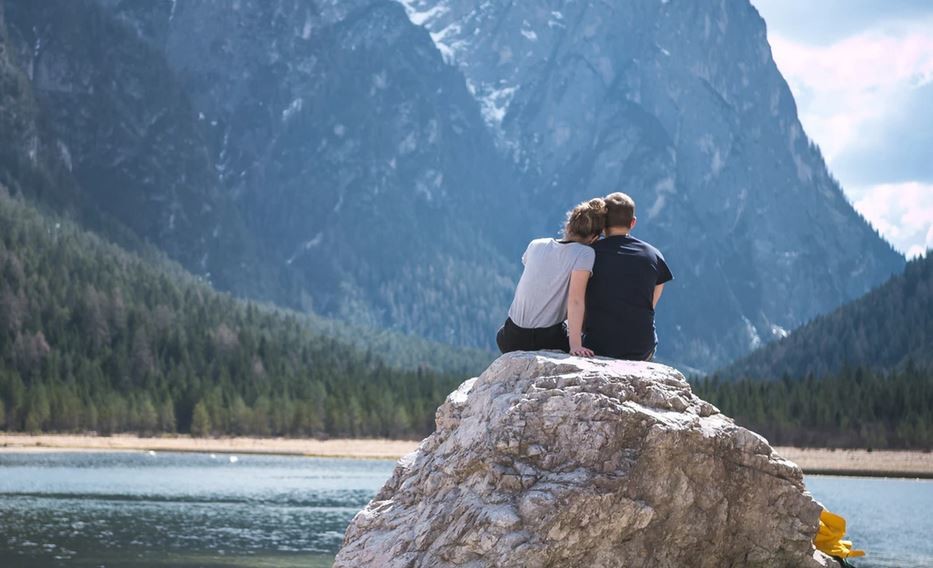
335, 352, 833, 567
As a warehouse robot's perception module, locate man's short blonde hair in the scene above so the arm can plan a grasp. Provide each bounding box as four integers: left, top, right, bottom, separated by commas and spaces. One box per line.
605, 192, 635, 228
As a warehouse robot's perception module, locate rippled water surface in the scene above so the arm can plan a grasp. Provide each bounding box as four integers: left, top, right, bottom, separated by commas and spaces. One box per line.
1, 452, 930, 567
806, 475, 933, 568
0, 451, 393, 567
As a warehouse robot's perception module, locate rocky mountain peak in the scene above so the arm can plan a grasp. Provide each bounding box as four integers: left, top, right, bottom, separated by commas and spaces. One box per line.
399, 0, 904, 368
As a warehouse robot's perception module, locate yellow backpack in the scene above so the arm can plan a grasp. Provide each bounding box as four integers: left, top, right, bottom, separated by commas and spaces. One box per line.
814, 508, 865, 565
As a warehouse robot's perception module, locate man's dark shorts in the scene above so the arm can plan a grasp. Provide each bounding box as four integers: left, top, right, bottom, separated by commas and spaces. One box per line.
603, 345, 655, 362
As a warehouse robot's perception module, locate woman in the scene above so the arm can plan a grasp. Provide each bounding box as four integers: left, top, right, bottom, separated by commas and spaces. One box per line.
496, 198, 606, 357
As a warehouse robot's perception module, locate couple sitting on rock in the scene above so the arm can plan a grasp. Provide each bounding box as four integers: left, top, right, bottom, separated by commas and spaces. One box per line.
497, 192, 673, 360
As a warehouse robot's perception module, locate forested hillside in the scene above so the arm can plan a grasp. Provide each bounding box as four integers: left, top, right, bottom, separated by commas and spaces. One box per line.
697, 254, 933, 449
693, 365, 933, 449
0, 190, 480, 438
720, 254, 932, 379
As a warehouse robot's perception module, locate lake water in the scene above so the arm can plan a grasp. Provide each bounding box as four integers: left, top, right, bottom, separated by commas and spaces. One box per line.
0, 452, 930, 567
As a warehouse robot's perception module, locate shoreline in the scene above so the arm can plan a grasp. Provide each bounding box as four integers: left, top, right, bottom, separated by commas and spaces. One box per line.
1, 434, 931, 478
773, 446, 933, 480
0, 433, 418, 461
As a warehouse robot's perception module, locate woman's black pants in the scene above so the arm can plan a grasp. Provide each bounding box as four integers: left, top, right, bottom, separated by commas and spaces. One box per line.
496, 317, 569, 354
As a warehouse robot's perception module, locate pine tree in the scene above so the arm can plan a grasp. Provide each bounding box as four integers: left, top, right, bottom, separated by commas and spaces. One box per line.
137, 395, 159, 434
191, 400, 212, 437
159, 400, 176, 433
24, 383, 51, 432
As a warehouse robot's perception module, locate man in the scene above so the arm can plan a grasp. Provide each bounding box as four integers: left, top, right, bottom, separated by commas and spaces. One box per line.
584, 192, 673, 361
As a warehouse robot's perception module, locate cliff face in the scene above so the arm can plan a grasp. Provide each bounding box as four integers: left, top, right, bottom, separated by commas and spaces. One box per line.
0, 0, 88, 220
4, 0, 525, 344
401, 0, 904, 367
1, 0, 252, 288
97, 0, 527, 341
336, 352, 832, 567
1, 0, 904, 369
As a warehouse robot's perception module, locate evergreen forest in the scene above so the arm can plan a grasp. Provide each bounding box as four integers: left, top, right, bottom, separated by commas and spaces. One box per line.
0, 191, 472, 439
693, 365, 933, 449
1, 187, 929, 450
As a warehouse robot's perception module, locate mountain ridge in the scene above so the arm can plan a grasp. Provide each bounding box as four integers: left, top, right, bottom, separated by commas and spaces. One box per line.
717, 252, 933, 380
92, 0, 529, 344
0, 0, 904, 371
398, 0, 904, 367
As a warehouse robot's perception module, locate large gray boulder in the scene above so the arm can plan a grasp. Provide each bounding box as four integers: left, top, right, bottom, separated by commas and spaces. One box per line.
335, 352, 833, 567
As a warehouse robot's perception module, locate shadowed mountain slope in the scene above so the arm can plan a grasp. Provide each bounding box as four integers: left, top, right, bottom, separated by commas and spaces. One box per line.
718, 253, 932, 379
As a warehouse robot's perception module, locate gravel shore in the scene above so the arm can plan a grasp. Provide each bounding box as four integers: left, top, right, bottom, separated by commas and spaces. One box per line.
2, 434, 931, 477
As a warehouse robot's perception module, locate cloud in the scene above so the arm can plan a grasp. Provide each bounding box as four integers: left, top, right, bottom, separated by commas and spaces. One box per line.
753, 0, 933, 44
832, 82, 933, 186
767, 23, 933, 166
762, 18, 933, 256
922, 225, 933, 258
852, 182, 933, 258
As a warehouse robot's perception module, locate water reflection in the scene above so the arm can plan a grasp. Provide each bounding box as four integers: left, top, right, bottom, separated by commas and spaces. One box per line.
806, 475, 933, 568
1, 452, 930, 568
0, 452, 394, 567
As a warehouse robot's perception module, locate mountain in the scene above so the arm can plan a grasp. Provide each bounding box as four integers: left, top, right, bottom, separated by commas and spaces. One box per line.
400, 0, 904, 367
717, 253, 933, 380
0, 0, 260, 293
699, 251, 933, 448
2, 0, 527, 348
101, 0, 532, 342
0, 188, 480, 437
0, 0, 904, 370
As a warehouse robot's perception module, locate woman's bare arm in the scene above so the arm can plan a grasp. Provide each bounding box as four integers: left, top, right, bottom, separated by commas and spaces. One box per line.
567, 270, 594, 357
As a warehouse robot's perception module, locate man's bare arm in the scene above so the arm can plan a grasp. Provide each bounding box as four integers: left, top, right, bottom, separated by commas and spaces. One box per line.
653, 283, 665, 309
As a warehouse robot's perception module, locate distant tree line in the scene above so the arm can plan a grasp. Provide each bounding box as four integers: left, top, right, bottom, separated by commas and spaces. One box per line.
3, 188, 930, 449
0, 191, 463, 438
692, 364, 933, 450
703, 252, 933, 450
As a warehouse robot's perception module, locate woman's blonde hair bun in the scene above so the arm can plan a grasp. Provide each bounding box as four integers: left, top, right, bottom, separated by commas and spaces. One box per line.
564, 197, 608, 239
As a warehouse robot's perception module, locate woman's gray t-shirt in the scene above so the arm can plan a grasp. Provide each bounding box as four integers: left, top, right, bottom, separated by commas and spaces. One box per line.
507, 238, 595, 329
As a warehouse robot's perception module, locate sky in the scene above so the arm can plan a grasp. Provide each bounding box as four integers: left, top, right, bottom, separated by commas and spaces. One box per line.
752, 0, 933, 259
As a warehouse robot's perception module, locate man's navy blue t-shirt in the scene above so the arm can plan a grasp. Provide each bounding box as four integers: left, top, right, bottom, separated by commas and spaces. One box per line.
584, 234, 673, 360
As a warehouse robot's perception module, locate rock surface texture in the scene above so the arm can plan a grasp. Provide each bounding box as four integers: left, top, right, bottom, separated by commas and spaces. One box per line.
335, 352, 832, 567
